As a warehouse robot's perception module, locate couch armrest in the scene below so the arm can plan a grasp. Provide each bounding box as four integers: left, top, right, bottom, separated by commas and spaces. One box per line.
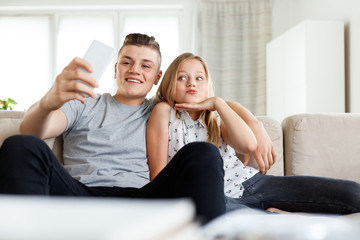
0, 110, 63, 163
240, 116, 284, 176
282, 113, 360, 182
0, 111, 25, 145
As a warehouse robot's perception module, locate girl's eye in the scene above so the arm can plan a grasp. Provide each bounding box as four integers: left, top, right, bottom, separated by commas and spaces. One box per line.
178, 76, 186, 81
196, 77, 204, 81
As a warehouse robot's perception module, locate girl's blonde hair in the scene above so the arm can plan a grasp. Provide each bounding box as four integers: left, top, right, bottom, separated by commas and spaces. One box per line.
156, 53, 220, 146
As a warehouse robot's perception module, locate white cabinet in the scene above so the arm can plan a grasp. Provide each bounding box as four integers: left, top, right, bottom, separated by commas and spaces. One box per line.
266, 20, 345, 122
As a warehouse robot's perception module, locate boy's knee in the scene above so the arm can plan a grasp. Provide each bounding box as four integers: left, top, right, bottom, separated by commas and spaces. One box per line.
183, 141, 218, 154
181, 142, 223, 166
1, 135, 49, 166
2, 134, 45, 149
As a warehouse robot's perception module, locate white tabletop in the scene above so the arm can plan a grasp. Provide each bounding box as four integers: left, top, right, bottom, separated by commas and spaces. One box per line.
0, 195, 199, 240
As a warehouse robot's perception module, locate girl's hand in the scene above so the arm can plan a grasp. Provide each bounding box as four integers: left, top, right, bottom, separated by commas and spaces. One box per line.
174, 97, 219, 112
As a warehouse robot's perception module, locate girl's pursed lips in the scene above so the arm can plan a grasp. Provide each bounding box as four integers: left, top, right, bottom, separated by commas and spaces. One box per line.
186, 89, 197, 94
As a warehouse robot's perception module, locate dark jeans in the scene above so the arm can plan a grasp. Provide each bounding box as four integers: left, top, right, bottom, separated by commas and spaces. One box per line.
226, 172, 360, 214
0, 135, 225, 223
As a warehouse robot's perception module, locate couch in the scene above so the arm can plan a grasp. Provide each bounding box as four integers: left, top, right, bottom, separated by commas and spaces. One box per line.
248, 113, 360, 183
1, 110, 360, 238
1, 110, 360, 181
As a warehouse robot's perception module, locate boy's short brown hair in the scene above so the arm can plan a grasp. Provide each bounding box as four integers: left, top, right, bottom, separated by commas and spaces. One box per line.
118, 33, 162, 71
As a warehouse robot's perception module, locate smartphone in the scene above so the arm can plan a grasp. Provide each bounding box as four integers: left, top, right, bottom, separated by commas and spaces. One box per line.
78, 40, 116, 95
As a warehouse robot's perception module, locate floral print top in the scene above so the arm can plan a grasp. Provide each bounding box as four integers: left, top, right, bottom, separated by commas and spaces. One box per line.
167, 108, 258, 198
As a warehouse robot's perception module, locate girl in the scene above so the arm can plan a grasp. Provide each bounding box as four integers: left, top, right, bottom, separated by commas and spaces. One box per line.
147, 52, 360, 214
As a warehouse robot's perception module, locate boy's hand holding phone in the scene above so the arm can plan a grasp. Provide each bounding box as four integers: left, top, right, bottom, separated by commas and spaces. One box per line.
77, 40, 116, 96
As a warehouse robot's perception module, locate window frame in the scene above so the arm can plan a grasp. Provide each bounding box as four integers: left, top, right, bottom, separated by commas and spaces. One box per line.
0, 1, 199, 99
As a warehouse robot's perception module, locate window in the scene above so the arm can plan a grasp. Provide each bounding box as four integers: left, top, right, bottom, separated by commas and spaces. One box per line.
121, 12, 180, 97
0, 2, 197, 110
57, 14, 115, 95
0, 16, 50, 111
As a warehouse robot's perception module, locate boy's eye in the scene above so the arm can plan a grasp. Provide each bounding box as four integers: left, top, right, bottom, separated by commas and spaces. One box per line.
178, 76, 186, 81
122, 61, 130, 65
143, 65, 150, 69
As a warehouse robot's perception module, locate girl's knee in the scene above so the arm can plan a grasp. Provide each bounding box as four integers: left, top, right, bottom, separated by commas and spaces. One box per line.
343, 181, 360, 213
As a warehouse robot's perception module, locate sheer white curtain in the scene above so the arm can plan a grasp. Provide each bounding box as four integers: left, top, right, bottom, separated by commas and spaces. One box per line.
200, 0, 271, 115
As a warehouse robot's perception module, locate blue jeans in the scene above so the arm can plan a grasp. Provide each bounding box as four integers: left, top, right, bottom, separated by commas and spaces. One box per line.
0, 135, 225, 223
226, 172, 360, 214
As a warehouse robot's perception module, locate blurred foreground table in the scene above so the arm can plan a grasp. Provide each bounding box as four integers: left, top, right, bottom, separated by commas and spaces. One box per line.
0, 195, 200, 240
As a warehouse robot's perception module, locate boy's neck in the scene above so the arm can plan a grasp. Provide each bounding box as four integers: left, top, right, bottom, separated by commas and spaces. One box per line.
113, 94, 145, 106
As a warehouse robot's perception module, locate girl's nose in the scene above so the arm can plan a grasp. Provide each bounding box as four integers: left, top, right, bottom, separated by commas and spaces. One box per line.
187, 79, 196, 87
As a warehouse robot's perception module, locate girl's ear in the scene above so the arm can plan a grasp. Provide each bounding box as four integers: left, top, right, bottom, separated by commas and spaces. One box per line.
154, 70, 163, 85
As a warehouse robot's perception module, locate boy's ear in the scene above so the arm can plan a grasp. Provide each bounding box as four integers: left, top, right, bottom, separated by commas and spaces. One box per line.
114, 62, 118, 79
154, 70, 163, 85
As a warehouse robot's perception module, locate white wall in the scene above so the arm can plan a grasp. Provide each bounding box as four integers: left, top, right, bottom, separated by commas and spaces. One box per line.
271, 0, 360, 113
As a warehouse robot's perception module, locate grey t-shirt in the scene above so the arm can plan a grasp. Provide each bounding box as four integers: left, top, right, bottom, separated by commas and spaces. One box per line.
60, 93, 155, 188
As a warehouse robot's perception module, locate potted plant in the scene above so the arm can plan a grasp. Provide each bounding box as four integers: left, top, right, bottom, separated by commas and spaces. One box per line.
0, 98, 18, 110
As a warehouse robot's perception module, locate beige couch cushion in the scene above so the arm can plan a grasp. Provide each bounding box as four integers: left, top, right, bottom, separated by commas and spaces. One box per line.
0, 111, 63, 162
283, 113, 360, 182
243, 116, 284, 176
0, 111, 25, 145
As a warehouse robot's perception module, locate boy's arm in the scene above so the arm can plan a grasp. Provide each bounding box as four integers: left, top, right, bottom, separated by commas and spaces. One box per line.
213, 98, 258, 154
20, 57, 98, 139
146, 102, 171, 181
226, 101, 276, 174
20, 103, 67, 139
